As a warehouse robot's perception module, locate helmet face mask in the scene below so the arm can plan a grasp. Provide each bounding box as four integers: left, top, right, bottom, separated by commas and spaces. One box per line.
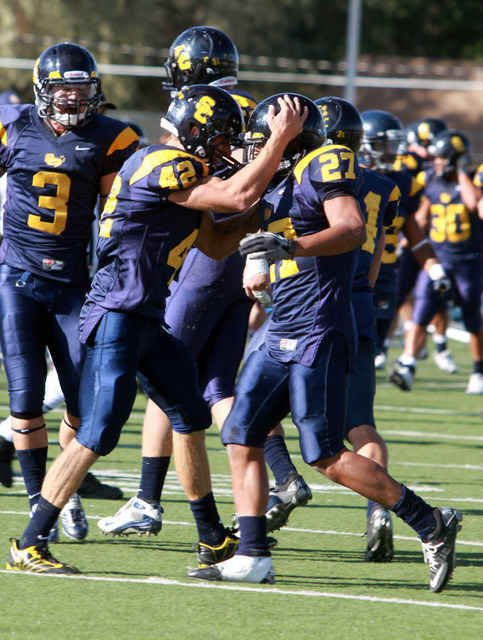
33, 42, 101, 128
161, 84, 244, 171
359, 110, 406, 171
163, 26, 238, 99
244, 93, 326, 173
428, 131, 471, 178
314, 96, 363, 153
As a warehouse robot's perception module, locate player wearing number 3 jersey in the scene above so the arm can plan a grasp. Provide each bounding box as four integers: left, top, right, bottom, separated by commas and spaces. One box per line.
0, 42, 138, 539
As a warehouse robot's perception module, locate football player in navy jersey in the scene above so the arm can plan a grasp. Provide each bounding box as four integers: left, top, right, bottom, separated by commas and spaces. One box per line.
99, 26, 311, 541
0, 43, 138, 540
6, 85, 308, 574
188, 94, 463, 591
392, 116, 456, 376
315, 97, 400, 562
358, 110, 452, 383
391, 131, 483, 395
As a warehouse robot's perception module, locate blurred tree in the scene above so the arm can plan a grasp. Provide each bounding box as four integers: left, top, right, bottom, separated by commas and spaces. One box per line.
1, 0, 483, 109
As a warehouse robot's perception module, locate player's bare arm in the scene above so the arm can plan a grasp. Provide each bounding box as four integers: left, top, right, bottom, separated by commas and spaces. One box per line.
168, 95, 308, 213
293, 195, 367, 257
194, 204, 260, 260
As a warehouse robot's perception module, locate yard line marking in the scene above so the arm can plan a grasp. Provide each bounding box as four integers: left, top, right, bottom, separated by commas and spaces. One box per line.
374, 404, 480, 417
0, 570, 480, 610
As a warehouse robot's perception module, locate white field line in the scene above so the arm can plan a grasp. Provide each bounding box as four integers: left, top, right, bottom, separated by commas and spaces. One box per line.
0, 570, 481, 611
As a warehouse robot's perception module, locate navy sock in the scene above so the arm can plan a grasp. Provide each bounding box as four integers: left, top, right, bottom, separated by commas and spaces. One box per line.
137, 456, 170, 504
474, 360, 483, 374
19, 496, 61, 549
390, 485, 436, 539
189, 492, 225, 546
17, 447, 48, 510
236, 516, 270, 556
264, 435, 297, 486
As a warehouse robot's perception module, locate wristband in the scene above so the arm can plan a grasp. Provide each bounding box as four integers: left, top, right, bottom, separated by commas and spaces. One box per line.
245, 255, 269, 277
429, 263, 446, 281
411, 238, 429, 252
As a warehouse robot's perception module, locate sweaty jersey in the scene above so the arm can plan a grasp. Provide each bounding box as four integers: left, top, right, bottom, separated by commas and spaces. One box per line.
352, 168, 399, 339
79, 144, 210, 343
421, 168, 481, 262
0, 103, 138, 285
260, 144, 364, 367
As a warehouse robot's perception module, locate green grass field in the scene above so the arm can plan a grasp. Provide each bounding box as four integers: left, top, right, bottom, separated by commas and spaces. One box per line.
0, 335, 482, 639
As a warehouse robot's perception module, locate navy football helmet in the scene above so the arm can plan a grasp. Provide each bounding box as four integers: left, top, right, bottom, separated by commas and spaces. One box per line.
315, 96, 363, 153
359, 110, 406, 171
163, 26, 238, 97
33, 42, 101, 127
161, 84, 244, 169
244, 93, 326, 170
428, 130, 471, 177
406, 117, 448, 148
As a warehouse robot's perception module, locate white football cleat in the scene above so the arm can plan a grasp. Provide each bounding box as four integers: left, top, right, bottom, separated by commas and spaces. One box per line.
187, 554, 275, 584
98, 496, 163, 536
433, 349, 458, 374
466, 372, 483, 395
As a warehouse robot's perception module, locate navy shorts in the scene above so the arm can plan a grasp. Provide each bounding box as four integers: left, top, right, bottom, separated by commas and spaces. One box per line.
412, 259, 482, 333
166, 251, 253, 407
222, 332, 349, 464
0, 264, 85, 418
345, 337, 376, 436
76, 311, 212, 456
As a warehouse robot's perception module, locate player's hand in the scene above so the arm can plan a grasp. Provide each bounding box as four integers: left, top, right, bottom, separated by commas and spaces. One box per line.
239, 232, 296, 261
456, 153, 472, 175
266, 95, 308, 145
243, 256, 272, 304
432, 276, 453, 301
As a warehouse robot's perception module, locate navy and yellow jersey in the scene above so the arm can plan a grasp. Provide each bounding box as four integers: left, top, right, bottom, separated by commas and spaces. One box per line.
259, 144, 364, 367
473, 163, 483, 189
0, 103, 138, 285
352, 168, 400, 339
228, 88, 258, 126
423, 168, 481, 263
79, 144, 210, 343
374, 169, 423, 296
393, 151, 425, 177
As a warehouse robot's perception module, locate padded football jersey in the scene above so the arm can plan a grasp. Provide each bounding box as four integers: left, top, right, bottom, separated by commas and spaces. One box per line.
259, 144, 364, 367
422, 168, 481, 262
0, 103, 138, 285
80, 144, 209, 342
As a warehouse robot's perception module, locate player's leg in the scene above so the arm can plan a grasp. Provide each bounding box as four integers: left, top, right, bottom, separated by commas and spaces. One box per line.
346, 336, 393, 562
138, 327, 236, 565
188, 348, 289, 583
0, 267, 51, 514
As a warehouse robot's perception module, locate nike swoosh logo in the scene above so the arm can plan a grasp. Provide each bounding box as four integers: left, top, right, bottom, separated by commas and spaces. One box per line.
75, 145, 90, 151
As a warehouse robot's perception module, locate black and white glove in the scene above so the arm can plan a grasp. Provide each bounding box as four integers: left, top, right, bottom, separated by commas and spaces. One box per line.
432, 276, 453, 301
456, 153, 472, 175
239, 232, 296, 261
429, 264, 452, 301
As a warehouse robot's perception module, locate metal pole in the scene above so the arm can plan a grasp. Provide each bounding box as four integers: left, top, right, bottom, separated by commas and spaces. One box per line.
344, 0, 363, 106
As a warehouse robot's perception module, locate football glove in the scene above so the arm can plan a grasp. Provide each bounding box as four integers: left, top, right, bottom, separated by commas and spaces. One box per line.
239, 232, 296, 261
432, 276, 453, 301
456, 153, 472, 175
